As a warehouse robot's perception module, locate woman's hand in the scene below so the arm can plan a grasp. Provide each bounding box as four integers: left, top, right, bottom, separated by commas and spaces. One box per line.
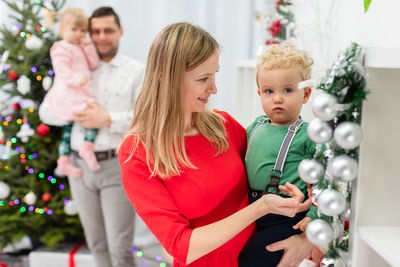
266, 232, 313, 267
261, 193, 299, 218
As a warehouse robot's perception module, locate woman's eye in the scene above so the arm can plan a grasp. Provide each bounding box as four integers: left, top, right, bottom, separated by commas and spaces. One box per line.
199, 77, 208, 82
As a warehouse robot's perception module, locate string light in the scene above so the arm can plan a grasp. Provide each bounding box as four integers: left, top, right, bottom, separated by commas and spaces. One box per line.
29, 108, 35, 112
36, 75, 42, 81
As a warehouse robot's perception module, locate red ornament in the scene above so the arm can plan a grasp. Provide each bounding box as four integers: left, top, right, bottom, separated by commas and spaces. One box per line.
36, 124, 50, 137
42, 193, 52, 202
269, 20, 282, 37
8, 70, 19, 80
12, 102, 21, 110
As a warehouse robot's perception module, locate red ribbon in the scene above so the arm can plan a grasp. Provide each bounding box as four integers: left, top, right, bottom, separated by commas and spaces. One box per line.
0, 263, 8, 267
69, 242, 84, 267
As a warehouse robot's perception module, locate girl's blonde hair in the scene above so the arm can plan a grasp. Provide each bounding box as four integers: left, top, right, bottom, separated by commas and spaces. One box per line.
256, 43, 313, 87
60, 8, 88, 29
122, 22, 228, 178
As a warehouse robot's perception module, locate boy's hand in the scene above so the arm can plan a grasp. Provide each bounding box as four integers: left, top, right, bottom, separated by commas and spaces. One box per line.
293, 216, 311, 232
278, 182, 311, 212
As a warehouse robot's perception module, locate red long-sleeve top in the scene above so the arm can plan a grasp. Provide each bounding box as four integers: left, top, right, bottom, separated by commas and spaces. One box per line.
118, 111, 255, 266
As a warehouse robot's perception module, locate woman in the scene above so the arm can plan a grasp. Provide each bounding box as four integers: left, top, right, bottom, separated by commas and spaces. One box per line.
118, 22, 313, 267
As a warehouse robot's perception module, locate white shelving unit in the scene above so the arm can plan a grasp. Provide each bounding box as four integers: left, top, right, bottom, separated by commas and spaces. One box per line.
349, 47, 400, 267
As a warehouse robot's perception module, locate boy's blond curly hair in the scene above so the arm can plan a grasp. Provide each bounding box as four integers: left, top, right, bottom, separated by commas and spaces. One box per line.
256, 43, 314, 85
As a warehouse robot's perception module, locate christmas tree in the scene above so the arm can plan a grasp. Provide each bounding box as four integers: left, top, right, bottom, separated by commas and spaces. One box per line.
0, 0, 84, 250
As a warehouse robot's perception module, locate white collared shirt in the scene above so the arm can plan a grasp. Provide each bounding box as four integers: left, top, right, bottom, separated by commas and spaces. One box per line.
70, 53, 145, 151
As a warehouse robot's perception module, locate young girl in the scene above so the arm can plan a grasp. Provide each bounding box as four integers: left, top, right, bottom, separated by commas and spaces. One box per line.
47, 8, 101, 177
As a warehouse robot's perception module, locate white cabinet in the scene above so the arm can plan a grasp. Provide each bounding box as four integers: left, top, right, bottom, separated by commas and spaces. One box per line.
349, 47, 400, 267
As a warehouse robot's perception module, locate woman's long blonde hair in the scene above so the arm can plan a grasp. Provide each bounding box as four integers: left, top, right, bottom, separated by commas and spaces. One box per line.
122, 22, 228, 178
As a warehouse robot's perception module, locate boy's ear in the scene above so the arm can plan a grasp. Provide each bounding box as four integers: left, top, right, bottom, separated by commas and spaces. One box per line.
257, 89, 260, 96
303, 87, 312, 103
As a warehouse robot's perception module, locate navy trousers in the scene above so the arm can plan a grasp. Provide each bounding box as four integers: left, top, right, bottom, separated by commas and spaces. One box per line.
238, 189, 307, 267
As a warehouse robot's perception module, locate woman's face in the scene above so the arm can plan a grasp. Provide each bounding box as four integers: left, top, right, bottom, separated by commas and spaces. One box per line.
183, 51, 219, 115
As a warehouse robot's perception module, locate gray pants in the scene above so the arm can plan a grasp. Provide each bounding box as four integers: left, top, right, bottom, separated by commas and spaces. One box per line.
68, 155, 135, 267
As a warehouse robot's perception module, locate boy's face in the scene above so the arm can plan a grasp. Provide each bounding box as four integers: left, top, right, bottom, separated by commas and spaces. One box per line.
257, 67, 311, 126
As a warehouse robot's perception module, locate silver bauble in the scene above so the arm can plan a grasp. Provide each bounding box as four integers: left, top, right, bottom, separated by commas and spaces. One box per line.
342, 203, 351, 221
320, 256, 346, 267
311, 186, 322, 206
317, 189, 347, 216
64, 200, 78, 216
24, 191, 37, 205
0, 181, 11, 199
306, 219, 333, 247
298, 159, 325, 184
330, 155, 358, 182
312, 93, 338, 121
334, 122, 363, 149
332, 220, 344, 239
307, 119, 333, 144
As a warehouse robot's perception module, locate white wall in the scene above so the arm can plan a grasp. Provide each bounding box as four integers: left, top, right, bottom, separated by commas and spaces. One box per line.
293, 0, 400, 78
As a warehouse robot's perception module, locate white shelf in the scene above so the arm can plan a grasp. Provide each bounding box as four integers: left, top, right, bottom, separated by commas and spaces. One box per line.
364, 47, 400, 69
358, 226, 400, 267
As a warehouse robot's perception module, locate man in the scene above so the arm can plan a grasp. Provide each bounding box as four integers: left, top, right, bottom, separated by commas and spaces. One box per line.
69, 7, 144, 267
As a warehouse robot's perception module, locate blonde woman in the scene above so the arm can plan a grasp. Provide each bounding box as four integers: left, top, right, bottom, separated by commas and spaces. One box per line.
118, 22, 313, 267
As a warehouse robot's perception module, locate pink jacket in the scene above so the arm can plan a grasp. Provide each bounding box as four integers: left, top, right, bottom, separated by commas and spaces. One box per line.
47, 40, 100, 121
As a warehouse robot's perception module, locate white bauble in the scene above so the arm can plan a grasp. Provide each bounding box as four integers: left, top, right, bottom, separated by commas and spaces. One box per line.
25, 35, 44, 50
16, 123, 35, 143
332, 220, 344, 239
298, 159, 325, 184
42, 76, 52, 91
334, 122, 363, 149
24, 191, 37, 205
306, 219, 333, 247
342, 202, 351, 221
0, 181, 11, 199
330, 155, 358, 182
312, 93, 338, 121
320, 256, 346, 267
64, 200, 78, 216
0, 130, 4, 139
307, 119, 333, 144
17, 75, 31, 95
311, 186, 322, 206
317, 189, 346, 216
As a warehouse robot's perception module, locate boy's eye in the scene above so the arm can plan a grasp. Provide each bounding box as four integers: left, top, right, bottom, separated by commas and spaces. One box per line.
284, 88, 293, 93
264, 89, 273, 94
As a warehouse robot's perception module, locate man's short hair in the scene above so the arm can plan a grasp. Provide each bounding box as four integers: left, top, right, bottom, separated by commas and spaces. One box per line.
89, 7, 121, 29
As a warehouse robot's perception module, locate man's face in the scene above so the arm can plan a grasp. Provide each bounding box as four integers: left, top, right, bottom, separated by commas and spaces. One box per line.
89, 15, 123, 61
